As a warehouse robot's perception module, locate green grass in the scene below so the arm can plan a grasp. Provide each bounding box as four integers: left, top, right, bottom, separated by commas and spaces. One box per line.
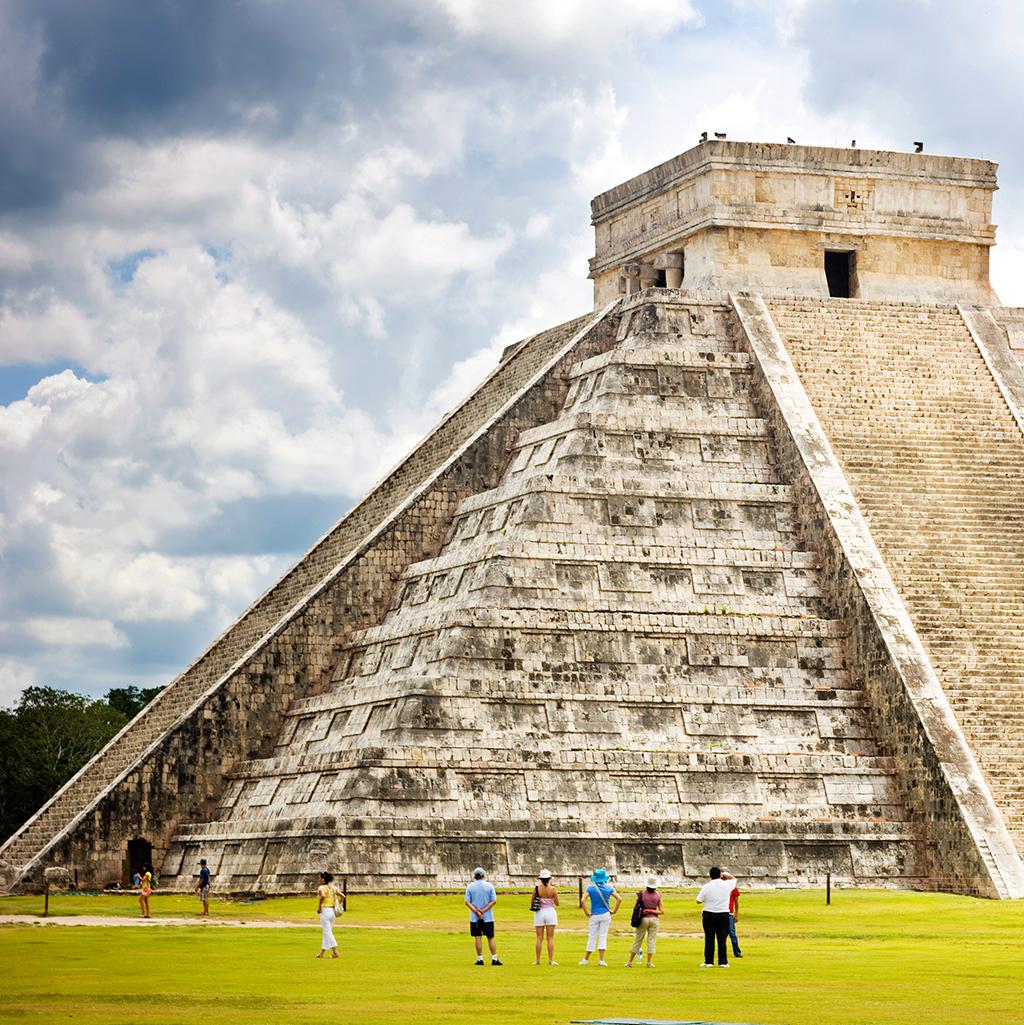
2, 889, 1023, 1024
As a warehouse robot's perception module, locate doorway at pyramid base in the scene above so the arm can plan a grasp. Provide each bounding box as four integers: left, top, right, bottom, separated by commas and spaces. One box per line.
159, 820, 928, 893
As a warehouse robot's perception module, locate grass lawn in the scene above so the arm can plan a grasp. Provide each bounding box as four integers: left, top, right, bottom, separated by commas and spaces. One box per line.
2, 888, 1023, 1024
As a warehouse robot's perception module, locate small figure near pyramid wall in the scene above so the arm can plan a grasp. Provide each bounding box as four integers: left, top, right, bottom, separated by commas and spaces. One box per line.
4, 141, 1024, 899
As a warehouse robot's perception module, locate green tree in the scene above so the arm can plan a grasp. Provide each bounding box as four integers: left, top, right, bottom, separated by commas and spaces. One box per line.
105, 685, 162, 720
0, 687, 129, 842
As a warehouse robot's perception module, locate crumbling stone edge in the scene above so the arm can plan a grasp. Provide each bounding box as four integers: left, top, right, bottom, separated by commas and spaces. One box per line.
732, 290, 1024, 899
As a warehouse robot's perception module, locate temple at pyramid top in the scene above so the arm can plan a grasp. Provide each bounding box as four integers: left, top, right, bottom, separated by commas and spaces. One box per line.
588, 140, 998, 305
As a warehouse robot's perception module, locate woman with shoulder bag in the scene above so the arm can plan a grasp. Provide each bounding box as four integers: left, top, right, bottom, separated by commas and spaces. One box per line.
316, 871, 344, 959
531, 870, 559, 965
625, 877, 663, 968
579, 868, 620, 966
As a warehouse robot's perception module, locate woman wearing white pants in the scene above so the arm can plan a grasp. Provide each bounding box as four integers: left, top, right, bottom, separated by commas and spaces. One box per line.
316, 871, 344, 958
579, 868, 620, 966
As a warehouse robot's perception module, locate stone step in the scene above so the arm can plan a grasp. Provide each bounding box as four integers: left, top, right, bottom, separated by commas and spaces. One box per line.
515, 410, 770, 448
570, 347, 753, 378
290, 676, 865, 717
398, 538, 819, 582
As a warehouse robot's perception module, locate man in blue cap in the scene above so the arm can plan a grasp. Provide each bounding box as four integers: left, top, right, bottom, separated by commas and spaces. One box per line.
579, 868, 620, 966
465, 867, 502, 965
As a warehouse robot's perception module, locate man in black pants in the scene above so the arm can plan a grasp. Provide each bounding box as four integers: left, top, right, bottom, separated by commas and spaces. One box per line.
696, 865, 734, 967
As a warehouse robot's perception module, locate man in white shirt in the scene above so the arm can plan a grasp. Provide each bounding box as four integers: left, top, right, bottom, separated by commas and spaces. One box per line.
696, 866, 735, 967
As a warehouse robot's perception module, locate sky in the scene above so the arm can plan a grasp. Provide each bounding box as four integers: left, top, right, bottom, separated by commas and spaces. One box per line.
1, 0, 1022, 704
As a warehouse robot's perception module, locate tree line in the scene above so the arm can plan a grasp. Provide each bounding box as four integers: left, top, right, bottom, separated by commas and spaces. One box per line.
0, 685, 161, 843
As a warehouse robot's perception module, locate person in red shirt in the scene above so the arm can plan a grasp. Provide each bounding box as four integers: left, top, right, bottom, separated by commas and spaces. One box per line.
725, 871, 742, 958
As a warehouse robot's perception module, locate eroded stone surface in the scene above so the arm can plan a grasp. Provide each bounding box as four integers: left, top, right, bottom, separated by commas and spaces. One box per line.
158, 295, 931, 892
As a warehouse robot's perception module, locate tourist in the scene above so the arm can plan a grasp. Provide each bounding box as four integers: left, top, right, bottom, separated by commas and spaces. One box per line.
696, 866, 734, 967
138, 866, 153, 919
726, 871, 742, 958
316, 871, 344, 959
195, 858, 211, 917
531, 869, 559, 965
579, 868, 620, 966
465, 867, 502, 965
625, 876, 663, 968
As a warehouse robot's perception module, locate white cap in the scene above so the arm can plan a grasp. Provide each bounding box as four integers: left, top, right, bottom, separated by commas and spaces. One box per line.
473, 867, 485, 878
646, 876, 658, 888
539, 869, 552, 880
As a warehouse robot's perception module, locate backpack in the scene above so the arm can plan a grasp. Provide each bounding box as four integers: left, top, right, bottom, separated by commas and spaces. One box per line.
630, 890, 645, 928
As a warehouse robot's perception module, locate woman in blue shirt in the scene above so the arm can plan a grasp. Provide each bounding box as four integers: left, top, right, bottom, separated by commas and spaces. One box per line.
579, 868, 621, 966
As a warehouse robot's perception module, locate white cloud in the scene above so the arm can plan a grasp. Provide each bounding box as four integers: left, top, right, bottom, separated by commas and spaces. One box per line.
0, 232, 33, 270
0, 398, 48, 449
24, 616, 128, 649
436, 0, 701, 50
524, 213, 551, 239
0, 659, 38, 708
991, 247, 1024, 307
0, 301, 97, 367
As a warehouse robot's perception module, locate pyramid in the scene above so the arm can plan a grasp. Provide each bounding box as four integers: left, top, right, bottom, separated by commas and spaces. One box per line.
4, 141, 1024, 898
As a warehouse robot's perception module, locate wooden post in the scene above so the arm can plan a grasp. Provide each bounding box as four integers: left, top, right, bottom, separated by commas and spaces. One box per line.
342, 875, 348, 910
43, 881, 49, 918
578, 877, 583, 903
826, 871, 831, 905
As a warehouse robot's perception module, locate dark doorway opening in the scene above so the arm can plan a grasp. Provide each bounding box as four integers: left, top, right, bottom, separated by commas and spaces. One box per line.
655, 269, 668, 288
825, 250, 856, 298
127, 838, 152, 882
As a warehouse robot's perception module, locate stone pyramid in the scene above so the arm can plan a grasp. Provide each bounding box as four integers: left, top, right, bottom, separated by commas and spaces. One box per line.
161, 296, 924, 890
5, 141, 1024, 898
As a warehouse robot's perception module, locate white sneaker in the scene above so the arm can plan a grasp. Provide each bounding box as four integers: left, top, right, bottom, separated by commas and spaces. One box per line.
624, 962, 633, 967
549, 961, 559, 966
578, 959, 589, 966
598, 960, 608, 967
719, 963, 730, 968
646, 962, 655, 968
701, 963, 713, 968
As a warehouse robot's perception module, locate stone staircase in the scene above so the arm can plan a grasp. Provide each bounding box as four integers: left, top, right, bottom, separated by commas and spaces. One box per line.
159, 294, 927, 892
768, 297, 1024, 851
0, 681, 196, 868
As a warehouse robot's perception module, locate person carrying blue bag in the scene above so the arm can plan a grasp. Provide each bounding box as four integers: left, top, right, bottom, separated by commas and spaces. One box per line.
579, 868, 621, 966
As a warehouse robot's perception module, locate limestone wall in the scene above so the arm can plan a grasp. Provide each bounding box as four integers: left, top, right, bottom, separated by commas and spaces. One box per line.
2, 308, 618, 888
590, 141, 997, 307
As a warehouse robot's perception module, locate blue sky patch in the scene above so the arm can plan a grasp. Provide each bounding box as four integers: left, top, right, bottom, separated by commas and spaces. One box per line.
0, 361, 107, 406
107, 248, 160, 284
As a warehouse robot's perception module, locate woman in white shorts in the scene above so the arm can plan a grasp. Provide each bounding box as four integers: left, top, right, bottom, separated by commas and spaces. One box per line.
532, 870, 560, 965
